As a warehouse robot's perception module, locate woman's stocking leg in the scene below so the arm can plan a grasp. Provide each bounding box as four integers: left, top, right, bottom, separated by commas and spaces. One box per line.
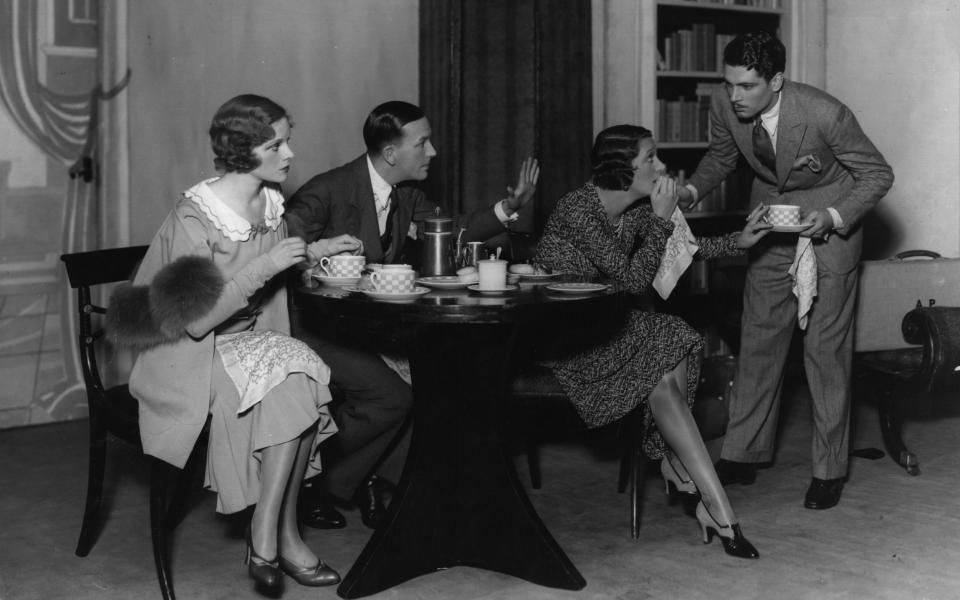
648, 358, 737, 526
278, 427, 320, 566
250, 437, 299, 559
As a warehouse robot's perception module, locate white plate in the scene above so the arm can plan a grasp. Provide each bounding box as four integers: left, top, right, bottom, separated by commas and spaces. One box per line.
771, 224, 808, 233
417, 276, 470, 290
545, 282, 610, 295
349, 286, 431, 302
313, 274, 361, 287
518, 272, 561, 282
468, 284, 519, 295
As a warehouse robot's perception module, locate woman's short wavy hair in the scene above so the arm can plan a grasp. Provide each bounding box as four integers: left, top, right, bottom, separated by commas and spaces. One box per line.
590, 125, 652, 191
209, 94, 291, 173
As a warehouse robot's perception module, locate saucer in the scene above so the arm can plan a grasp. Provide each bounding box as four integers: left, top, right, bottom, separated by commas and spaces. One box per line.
468, 284, 519, 295
313, 274, 361, 287
519, 272, 561, 282
351, 286, 431, 302
545, 282, 610, 295
771, 224, 808, 233
417, 276, 470, 290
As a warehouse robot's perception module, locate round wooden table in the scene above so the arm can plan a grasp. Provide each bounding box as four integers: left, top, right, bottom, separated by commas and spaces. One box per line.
295, 280, 626, 598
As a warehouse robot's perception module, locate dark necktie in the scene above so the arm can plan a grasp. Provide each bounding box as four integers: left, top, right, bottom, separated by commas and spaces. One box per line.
379, 188, 397, 260
752, 118, 777, 175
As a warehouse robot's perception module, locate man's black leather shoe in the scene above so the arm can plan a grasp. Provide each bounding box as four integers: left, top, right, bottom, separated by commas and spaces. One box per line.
353, 475, 394, 529
804, 477, 844, 510
299, 480, 347, 529
714, 459, 758, 486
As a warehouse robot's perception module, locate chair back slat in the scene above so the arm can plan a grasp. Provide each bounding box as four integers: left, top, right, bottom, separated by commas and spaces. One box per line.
61, 245, 149, 289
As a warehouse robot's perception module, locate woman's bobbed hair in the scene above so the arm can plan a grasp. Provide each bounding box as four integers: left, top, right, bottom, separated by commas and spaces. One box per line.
209, 94, 290, 173
590, 125, 653, 191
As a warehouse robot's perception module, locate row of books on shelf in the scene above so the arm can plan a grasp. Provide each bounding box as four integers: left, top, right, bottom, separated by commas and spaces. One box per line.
660, 25, 736, 73
674, 0, 782, 8
656, 83, 723, 143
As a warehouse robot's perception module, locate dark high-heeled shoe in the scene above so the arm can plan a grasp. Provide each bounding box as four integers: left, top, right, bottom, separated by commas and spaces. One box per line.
245, 527, 282, 592
695, 502, 759, 559
278, 554, 341, 587
660, 457, 698, 497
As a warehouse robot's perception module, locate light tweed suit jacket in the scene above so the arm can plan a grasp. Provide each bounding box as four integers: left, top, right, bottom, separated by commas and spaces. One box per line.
688, 79, 894, 272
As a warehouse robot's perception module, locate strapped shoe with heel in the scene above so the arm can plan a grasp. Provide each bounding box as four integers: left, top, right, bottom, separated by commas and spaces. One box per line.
694, 502, 759, 559
245, 527, 282, 593
277, 554, 341, 587
660, 457, 699, 497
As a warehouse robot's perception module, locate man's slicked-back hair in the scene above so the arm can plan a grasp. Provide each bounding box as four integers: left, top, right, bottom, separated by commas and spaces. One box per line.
209, 94, 290, 173
362, 101, 426, 155
591, 125, 652, 191
723, 31, 786, 82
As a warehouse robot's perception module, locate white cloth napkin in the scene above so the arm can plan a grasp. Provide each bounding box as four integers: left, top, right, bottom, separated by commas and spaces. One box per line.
789, 237, 818, 329
654, 208, 700, 299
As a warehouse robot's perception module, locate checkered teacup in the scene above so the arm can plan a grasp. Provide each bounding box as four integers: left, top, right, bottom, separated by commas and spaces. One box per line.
370, 264, 416, 294
764, 204, 801, 227
319, 254, 366, 278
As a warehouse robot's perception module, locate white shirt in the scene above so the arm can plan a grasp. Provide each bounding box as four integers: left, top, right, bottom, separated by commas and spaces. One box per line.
366, 155, 394, 235
365, 154, 518, 235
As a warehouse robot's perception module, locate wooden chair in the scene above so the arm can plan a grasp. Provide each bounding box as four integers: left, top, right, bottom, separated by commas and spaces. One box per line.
510, 355, 732, 539
855, 305, 960, 475
509, 365, 649, 538
62, 246, 209, 600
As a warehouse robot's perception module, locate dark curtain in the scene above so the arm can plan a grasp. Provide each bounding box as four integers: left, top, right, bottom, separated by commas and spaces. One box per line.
420, 0, 592, 238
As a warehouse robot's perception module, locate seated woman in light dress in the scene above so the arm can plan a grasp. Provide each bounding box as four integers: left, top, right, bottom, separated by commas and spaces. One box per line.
107, 94, 362, 592
534, 124, 771, 559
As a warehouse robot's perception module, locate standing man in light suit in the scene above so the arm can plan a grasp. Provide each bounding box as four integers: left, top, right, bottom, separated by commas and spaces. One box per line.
678, 32, 893, 509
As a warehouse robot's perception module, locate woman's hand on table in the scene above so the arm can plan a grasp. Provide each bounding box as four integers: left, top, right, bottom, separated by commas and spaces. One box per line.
307, 235, 364, 263
650, 175, 679, 220
736, 204, 773, 249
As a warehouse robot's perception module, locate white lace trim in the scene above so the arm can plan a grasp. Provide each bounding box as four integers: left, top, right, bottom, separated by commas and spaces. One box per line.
184, 178, 285, 242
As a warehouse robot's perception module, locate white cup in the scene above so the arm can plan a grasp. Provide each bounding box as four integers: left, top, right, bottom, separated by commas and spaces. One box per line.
370, 264, 416, 293
477, 259, 508, 290
320, 254, 366, 278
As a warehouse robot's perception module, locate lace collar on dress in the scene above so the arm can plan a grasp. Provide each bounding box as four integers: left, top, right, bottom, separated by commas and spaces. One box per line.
184, 178, 285, 242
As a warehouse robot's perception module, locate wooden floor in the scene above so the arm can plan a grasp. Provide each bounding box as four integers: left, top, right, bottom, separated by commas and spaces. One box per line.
1, 370, 959, 600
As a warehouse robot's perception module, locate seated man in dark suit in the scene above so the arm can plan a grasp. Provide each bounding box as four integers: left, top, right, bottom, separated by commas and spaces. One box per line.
286, 100, 539, 529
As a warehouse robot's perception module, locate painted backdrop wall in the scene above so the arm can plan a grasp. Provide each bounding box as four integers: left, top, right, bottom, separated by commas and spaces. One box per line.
127, 0, 419, 242
826, 0, 960, 258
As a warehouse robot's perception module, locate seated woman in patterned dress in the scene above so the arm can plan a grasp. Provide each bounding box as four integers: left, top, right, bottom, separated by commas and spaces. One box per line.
534, 124, 771, 559
107, 94, 363, 592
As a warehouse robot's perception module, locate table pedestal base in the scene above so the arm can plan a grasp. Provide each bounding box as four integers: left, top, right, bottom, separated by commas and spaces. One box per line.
337, 322, 585, 598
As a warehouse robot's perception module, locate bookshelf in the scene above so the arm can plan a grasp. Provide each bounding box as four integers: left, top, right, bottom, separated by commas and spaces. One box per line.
646, 1, 790, 356
653, 0, 788, 218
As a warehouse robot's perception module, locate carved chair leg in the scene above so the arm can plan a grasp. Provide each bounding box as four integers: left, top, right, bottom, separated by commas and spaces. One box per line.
75, 418, 108, 557
878, 385, 920, 476
150, 459, 176, 600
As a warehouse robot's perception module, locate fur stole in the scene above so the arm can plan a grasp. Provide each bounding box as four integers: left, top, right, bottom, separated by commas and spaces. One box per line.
106, 255, 224, 350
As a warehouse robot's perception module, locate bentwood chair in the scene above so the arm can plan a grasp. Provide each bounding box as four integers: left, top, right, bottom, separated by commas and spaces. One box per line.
62, 246, 209, 600
510, 356, 732, 539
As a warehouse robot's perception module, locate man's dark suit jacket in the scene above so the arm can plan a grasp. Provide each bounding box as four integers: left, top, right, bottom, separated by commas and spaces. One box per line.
285, 155, 506, 265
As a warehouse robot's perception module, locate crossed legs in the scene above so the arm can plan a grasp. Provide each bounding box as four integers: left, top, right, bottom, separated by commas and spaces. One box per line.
647, 357, 737, 527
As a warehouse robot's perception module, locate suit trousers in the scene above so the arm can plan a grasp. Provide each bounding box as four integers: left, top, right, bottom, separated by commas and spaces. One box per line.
290, 306, 412, 500
720, 238, 857, 480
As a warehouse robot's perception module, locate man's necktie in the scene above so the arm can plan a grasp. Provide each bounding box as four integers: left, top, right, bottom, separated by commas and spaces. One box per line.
379, 187, 397, 260
752, 118, 777, 175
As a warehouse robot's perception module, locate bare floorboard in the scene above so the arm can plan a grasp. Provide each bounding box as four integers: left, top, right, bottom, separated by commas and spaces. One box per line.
1, 371, 958, 600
